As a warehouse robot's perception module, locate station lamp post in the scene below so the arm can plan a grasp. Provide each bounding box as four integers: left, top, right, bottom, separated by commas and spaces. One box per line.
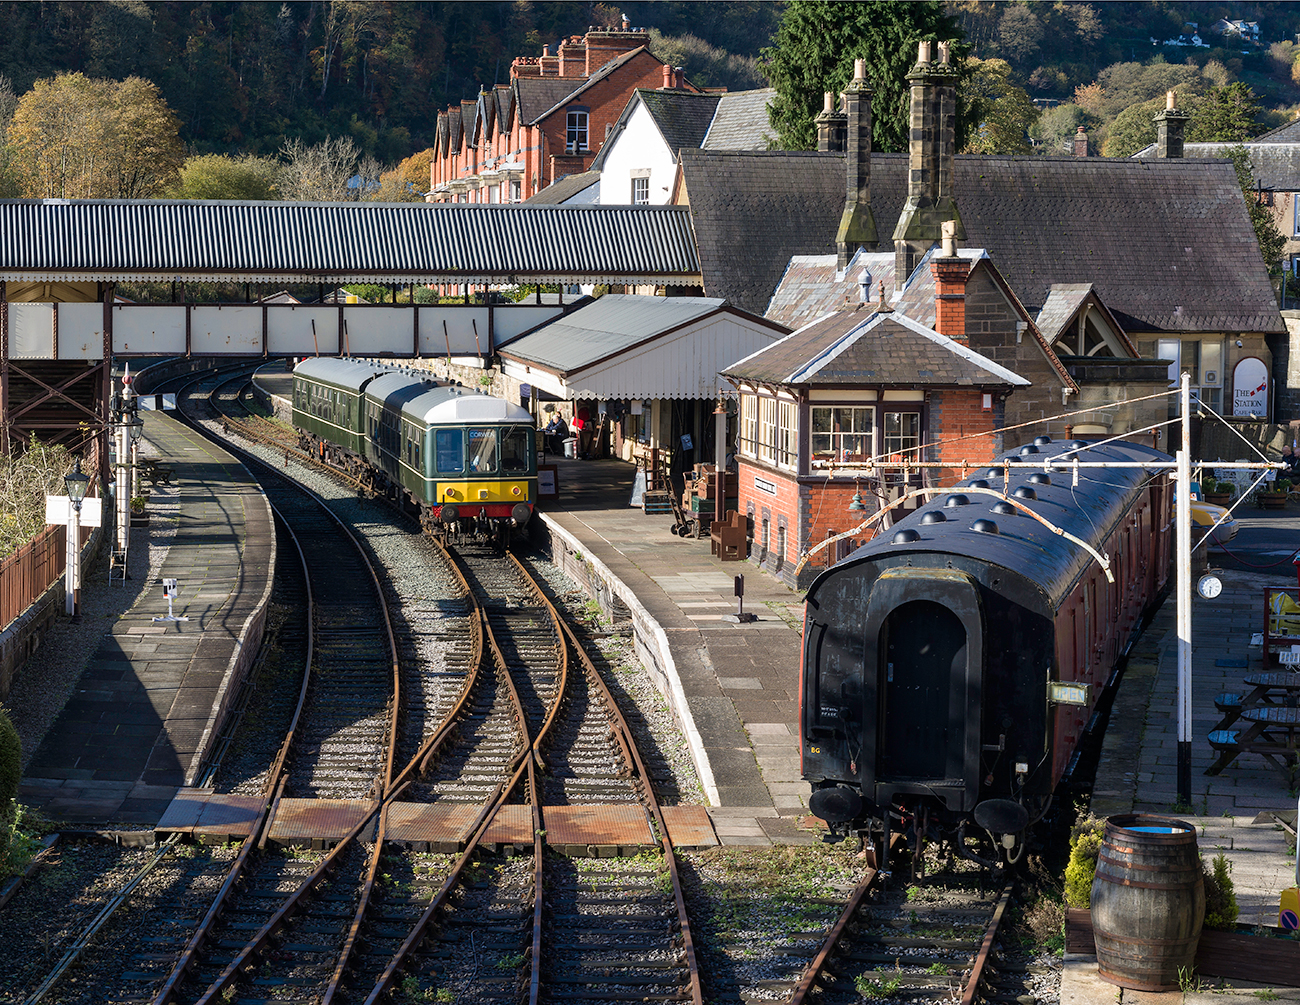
64, 457, 90, 621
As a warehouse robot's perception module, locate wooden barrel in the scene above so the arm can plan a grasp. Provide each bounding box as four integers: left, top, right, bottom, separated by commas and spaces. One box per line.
1091, 814, 1205, 991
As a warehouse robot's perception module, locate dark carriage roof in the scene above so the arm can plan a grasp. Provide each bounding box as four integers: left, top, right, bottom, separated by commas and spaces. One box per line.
679, 150, 1282, 334
805, 437, 1171, 608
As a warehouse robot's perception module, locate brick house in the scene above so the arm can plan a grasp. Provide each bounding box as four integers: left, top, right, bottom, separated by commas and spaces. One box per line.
720, 249, 1029, 588
430, 27, 699, 205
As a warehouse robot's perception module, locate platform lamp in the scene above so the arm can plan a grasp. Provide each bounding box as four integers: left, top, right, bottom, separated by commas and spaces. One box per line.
848, 478, 866, 512
64, 457, 90, 622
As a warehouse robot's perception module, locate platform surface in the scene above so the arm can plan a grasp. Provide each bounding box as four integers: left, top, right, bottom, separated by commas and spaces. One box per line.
18, 412, 274, 825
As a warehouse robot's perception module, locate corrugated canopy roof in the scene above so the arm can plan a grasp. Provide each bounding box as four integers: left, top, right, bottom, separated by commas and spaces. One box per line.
0, 200, 703, 285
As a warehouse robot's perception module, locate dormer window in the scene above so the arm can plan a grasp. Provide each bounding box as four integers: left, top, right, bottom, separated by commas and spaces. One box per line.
566, 109, 589, 152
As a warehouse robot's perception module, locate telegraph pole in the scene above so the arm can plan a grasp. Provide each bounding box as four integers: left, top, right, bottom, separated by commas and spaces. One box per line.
1176, 373, 1193, 807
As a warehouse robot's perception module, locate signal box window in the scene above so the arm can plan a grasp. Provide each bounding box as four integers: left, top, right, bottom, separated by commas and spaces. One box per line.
811, 406, 873, 464
566, 110, 589, 152
883, 411, 920, 459
436, 429, 464, 474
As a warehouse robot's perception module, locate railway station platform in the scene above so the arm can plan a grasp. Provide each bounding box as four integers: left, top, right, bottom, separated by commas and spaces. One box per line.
539, 458, 1300, 892
17, 412, 275, 826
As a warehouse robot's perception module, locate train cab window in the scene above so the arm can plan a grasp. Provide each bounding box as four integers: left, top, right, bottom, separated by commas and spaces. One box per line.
500, 427, 530, 473
468, 428, 499, 473
436, 429, 464, 473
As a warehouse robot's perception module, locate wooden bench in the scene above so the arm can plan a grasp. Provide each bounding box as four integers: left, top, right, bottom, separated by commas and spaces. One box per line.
710, 510, 747, 562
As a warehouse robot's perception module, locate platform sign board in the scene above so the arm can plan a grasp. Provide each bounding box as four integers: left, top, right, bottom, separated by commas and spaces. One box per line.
538, 465, 559, 499
45, 495, 102, 528
1232, 357, 1269, 417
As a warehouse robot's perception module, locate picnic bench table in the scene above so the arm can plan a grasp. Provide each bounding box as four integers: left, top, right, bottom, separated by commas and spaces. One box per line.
1208, 690, 1300, 782
138, 459, 173, 486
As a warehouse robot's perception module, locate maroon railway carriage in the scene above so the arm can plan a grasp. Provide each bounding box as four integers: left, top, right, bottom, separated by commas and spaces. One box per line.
800, 437, 1172, 866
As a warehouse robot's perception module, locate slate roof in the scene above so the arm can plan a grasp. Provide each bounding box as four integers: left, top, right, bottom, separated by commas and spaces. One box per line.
497, 293, 731, 372
515, 76, 585, 125
702, 88, 777, 150
723, 304, 1029, 388
765, 250, 897, 328
1131, 141, 1300, 190
638, 90, 721, 154
526, 171, 601, 204
1256, 118, 1300, 142
531, 47, 656, 123
679, 150, 1284, 334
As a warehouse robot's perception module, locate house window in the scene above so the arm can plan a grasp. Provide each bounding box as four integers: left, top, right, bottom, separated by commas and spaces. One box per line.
566, 109, 589, 152
632, 176, 650, 205
510, 179, 521, 202
811, 406, 873, 464
882, 411, 921, 459
777, 400, 797, 467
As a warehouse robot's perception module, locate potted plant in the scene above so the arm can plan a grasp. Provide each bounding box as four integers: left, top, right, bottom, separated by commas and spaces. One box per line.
1203, 479, 1233, 507
129, 496, 149, 526
1258, 478, 1291, 510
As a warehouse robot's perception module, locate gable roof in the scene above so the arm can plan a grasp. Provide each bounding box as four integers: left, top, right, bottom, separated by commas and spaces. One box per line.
1035, 282, 1139, 358
765, 250, 897, 328
636, 89, 721, 154
531, 47, 660, 124
515, 76, 585, 125
1131, 141, 1300, 190
679, 149, 1283, 334
702, 88, 777, 150
525, 170, 601, 204
724, 304, 1029, 389
1256, 117, 1300, 143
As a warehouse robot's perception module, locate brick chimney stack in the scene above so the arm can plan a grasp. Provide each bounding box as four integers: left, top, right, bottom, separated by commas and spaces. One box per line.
815, 91, 847, 152
836, 58, 877, 270
893, 40, 963, 285
1153, 89, 1190, 158
1073, 125, 1089, 157
931, 221, 968, 345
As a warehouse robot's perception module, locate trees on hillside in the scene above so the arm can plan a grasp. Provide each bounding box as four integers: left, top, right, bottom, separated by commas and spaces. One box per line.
7, 73, 182, 198
962, 58, 1038, 154
170, 154, 280, 201
1188, 83, 1265, 142
762, 0, 966, 152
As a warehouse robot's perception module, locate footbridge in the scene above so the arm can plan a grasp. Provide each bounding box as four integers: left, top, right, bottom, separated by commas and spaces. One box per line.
0, 199, 703, 455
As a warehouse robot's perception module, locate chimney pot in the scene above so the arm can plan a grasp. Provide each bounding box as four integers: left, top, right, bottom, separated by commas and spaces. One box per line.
1073, 125, 1089, 157
918, 40, 932, 64
1166, 89, 1176, 110
938, 40, 951, 64
824, 91, 835, 113
941, 220, 958, 258
854, 58, 866, 81
663, 64, 673, 88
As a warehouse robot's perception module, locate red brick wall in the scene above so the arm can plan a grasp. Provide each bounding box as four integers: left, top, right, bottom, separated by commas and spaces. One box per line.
928, 388, 1003, 484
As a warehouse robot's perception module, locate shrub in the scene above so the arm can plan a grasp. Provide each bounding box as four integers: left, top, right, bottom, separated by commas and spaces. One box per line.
0, 709, 19, 806
1203, 852, 1239, 930
1064, 814, 1106, 908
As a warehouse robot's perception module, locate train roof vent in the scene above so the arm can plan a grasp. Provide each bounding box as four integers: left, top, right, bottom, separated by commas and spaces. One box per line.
944, 493, 970, 507
1028, 473, 1051, 485
971, 518, 999, 534
1019, 444, 1040, 456
1013, 486, 1037, 500
984, 467, 1002, 479
892, 528, 921, 544
968, 479, 989, 489
920, 510, 948, 524
991, 501, 1016, 515
1034, 435, 1053, 446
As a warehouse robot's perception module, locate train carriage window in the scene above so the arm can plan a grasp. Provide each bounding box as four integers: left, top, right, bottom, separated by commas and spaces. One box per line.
436, 429, 464, 473
501, 427, 529, 473
468, 428, 499, 473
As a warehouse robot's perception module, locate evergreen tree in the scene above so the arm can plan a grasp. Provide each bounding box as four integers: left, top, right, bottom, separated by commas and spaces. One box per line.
761, 0, 965, 152
1188, 83, 1264, 143
1226, 145, 1286, 273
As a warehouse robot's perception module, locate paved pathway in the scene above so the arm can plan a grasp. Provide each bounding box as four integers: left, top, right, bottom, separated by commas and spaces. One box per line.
19, 413, 274, 825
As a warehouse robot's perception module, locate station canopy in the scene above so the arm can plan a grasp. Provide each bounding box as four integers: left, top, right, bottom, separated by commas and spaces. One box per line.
497, 294, 789, 400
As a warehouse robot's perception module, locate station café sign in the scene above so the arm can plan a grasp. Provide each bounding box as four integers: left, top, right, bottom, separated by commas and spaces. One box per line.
1232, 357, 1269, 418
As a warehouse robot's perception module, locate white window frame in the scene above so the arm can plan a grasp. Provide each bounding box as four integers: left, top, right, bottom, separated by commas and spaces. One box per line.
810, 405, 875, 466
739, 393, 758, 457
758, 396, 777, 464
631, 176, 650, 205
882, 411, 921, 460
566, 110, 589, 152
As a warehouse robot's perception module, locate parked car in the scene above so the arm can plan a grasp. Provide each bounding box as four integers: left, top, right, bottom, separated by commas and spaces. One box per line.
1184, 497, 1238, 547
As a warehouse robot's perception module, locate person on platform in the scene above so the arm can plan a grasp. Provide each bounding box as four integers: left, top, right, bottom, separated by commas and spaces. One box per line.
542, 412, 569, 457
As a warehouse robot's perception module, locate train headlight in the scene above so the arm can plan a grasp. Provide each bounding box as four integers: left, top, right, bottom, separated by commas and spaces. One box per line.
511, 503, 532, 526
511, 486, 521, 496
441, 504, 460, 524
